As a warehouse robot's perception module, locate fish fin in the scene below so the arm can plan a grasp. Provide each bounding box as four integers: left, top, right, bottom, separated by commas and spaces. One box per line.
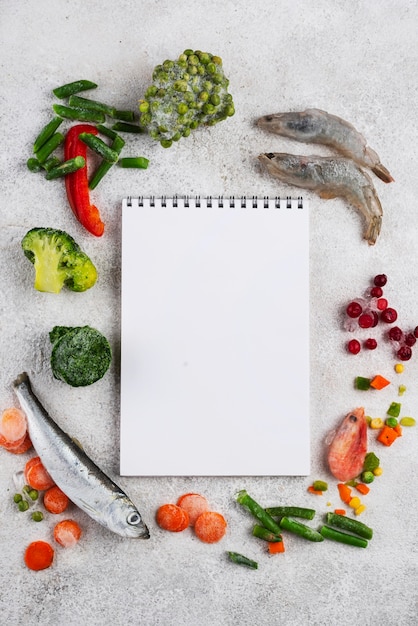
371, 163, 394, 183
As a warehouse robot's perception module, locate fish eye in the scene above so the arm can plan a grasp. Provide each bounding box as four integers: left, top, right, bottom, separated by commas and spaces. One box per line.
127, 512, 141, 526
349, 414, 358, 422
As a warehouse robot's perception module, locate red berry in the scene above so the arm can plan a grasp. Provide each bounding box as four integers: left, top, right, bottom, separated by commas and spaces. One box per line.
364, 338, 377, 350
371, 311, 379, 327
346, 301, 363, 318
381, 308, 397, 323
374, 274, 387, 287
405, 333, 417, 347
388, 326, 403, 341
347, 339, 361, 355
397, 346, 412, 361
414, 326, 418, 338
358, 313, 374, 328
377, 298, 388, 311
370, 286, 383, 298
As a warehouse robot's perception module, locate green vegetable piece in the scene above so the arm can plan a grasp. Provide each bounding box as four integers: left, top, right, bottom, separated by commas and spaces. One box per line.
28, 489, 39, 501
236, 490, 281, 535
31, 511, 44, 522
49, 325, 112, 387
111, 122, 144, 133
325, 512, 373, 540
118, 157, 149, 169
362, 451, 380, 473
52, 104, 105, 124
96, 124, 119, 140
13, 493, 23, 503
279, 517, 324, 542
89, 135, 125, 190
385, 416, 398, 428
79, 132, 119, 162
387, 402, 401, 418
111, 109, 136, 122
320, 525, 368, 548
35, 132, 65, 163
360, 471, 375, 484
252, 525, 282, 543
18, 500, 29, 512
42, 156, 62, 172
68, 94, 116, 116
53, 79, 98, 99
27, 157, 42, 172
265, 506, 316, 521
21, 227, 97, 294
355, 376, 371, 390
312, 480, 328, 492
400, 417, 416, 427
45, 156, 86, 180
33, 116, 63, 153
227, 551, 258, 570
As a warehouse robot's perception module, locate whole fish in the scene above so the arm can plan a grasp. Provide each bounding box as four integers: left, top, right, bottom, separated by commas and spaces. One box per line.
257, 108, 394, 184
327, 407, 367, 482
258, 152, 383, 245
13, 372, 149, 539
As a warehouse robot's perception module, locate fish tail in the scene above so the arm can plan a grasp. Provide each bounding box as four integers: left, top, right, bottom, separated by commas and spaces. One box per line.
371, 162, 394, 183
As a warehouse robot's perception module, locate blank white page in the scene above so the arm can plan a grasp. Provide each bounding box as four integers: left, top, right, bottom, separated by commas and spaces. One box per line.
120, 196, 310, 476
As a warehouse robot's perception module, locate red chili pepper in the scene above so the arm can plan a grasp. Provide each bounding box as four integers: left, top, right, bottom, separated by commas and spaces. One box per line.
64, 124, 104, 237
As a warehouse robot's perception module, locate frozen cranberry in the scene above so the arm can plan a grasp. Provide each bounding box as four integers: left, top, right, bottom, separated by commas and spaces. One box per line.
346, 301, 363, 318
381, 308, 398, 323
374, 274, 387, 287
397, 346, 412, 361
414, 326, 418, 338
388, 326, 403, 342
364, 338, 377, 350
347, 339, 361, 355
377, 298, 388, 311
371, 311, 379, 327
358, 313, 374, 328
370, 286, 383, 298
404, 333, 417, 347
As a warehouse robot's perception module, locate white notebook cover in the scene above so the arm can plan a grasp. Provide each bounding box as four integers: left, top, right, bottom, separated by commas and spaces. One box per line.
120, 197, 310, 476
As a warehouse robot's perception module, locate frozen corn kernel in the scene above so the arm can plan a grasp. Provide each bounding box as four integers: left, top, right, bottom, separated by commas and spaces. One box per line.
394, 363, 404, 374
370, 417, 384, 429
348, 496, 361, 509
398, 384, 407, 396
373, 466, 383, 476
354, 504, 366, 516
400, 417, 416, 427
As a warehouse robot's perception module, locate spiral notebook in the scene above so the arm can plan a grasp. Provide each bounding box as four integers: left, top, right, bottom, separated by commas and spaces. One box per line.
120, 196, 310, 476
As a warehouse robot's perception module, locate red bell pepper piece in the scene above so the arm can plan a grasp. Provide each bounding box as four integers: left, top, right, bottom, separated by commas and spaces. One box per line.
64, 124, 105, 237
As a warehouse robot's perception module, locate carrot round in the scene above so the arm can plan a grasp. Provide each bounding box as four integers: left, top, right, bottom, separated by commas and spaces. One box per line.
43, 486, 70, 514
177, 493, 210, 526
0, 407, 27, 443
53, 519, 82, 547
24, 456, 55, 491
268, 539, 285, 554
24, 540, 54, 571
156, 504, 189, 532
194, 511, 227, 544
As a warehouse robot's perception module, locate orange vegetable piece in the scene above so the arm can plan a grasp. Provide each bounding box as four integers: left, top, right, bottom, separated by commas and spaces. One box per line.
307, 486, 322, 495
0, 407, 27, 443
24, 540, 54, 571
194, 511, 227, 544
53, 519, 82, 547
394, 424, 402, 437
156, 504, 189, 532
377, 425, 399, 446
3, 432, 32, 454
370, 375, 390, 390
268, 539, 285, 554
355, 483, 370, 495
43, 485, 70, 514
337, 483, 352, 504
177, 493, 210, 526
24, 456, 55, 491
334, 509, 346, 515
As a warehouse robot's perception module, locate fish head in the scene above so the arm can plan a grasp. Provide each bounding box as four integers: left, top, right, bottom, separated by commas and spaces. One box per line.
257, 111, 318, 138
258, 152, 307, 184
106, 496, 150, 539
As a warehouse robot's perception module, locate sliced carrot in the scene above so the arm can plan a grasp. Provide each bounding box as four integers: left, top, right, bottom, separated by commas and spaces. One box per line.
24, 456, 55, 491
355, 483, 370, 495
194, 511, 227, 544
24, 540, 54, 571
334, 509, 346, 515
0, 431, 28, 450
0, 407, 27, 443
377, 425, 399, 446
337, 483, 352, 505
268, 539, 285, 554
394, 424, 402, 437
370, 375, 390, 390
156, 504, 189, 532
53, 519, 82, 547
177, 493, 210, 526
43, 485, 70, 514
307, 486, 323, 495
6, 433, 33, 455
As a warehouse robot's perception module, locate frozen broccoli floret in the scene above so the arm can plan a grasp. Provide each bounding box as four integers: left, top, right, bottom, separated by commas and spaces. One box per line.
139, 49, 235, 147
21, 227, 97, 294
49, 325, 112, 387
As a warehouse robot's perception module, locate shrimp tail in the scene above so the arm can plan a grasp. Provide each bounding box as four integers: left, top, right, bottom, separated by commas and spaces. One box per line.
371, 162, 394, 184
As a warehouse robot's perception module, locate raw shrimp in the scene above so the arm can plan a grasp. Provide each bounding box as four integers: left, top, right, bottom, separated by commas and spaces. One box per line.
257, 109, 394, 183
258, 152, 383, 244
327, 408, 368, 482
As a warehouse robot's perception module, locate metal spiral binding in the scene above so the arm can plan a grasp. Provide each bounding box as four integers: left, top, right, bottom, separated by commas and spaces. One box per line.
125, 195, 304, 209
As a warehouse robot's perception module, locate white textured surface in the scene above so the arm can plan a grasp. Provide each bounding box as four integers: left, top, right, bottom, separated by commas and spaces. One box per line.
1, 1, 418, 624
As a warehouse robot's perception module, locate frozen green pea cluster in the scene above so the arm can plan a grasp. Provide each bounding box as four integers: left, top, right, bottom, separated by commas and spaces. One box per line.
139, 49, 235, 147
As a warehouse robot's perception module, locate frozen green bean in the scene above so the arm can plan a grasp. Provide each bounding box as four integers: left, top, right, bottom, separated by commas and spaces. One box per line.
279, 517, 324, 542
227, 552, 258, 569
320, 525, 368, 548
265, 506, 316, 520
53, 79, 98, 99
